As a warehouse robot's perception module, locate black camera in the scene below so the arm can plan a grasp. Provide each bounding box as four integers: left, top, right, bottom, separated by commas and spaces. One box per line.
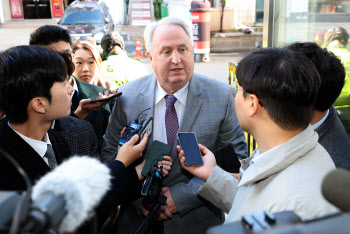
135, 164, 167, 234
141, 166, 166, 205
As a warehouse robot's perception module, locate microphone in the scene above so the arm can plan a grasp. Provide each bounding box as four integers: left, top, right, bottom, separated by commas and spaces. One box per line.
321, 168, 350, 212
24, 156, 111, 233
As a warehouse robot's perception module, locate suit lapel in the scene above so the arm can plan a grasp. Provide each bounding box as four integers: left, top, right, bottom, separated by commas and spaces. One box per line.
75, 76, 93, 99
48, 129, 70, 164
0, 121, 51, 177
138, 74, 157, 154
180, 74, 203, 132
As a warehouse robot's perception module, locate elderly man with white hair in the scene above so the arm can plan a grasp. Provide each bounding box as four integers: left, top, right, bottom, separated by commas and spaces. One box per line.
101, 17, 247, 233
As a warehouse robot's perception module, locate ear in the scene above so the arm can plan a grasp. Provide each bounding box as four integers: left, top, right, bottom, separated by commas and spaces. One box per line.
29, 97, 47, 114
248, 94, 260, 117
146, 51, 152, 62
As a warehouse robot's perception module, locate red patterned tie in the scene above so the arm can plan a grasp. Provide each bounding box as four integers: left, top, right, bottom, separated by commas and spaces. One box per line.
165, 95, 179, 148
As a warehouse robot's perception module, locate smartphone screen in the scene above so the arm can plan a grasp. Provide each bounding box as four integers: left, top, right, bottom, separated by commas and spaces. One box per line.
177, 132, 203, 166
90, 92, 122, 103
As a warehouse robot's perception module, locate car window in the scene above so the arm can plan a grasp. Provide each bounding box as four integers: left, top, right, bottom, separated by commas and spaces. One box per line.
61, 9, 104, 24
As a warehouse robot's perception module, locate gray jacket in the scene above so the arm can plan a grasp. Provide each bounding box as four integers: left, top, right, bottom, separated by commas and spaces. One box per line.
101, 73, 246, 233
198, 125, 338, 222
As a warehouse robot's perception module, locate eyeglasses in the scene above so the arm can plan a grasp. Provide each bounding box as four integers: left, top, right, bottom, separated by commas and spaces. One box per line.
229, 82, 263, 106
229, 82, 240, 98
64, 49, 75, 54
63, 49, 75, 59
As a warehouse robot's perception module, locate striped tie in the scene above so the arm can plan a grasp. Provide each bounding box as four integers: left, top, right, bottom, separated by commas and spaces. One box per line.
44, 144, 57, 169
165, 95, 179, 148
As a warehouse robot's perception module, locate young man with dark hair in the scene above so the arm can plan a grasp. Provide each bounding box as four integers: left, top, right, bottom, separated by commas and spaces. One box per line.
30, 25, 111, 152
29, 24, 73, 49
287, 42, 350, 169
323, 27, 350, 137
178, 48, 338, 223
0, 46, 73, 190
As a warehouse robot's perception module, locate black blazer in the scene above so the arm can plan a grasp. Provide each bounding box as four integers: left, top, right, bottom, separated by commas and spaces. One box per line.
0, 120, 71, 190
71, 77, 111, 153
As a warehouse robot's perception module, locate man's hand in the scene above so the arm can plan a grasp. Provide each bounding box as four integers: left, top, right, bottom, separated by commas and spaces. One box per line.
161, 187, 178, 214
177, 144, 217, 181
158, 156, 172, 177
74, 95, 109, 120
229, 173, 240, 179
115, 133, 148, 167
139, 200, 172, 221
135, 156, 172, 181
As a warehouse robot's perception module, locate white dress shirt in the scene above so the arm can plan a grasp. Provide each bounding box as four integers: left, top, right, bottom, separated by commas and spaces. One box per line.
153, 82, 189, 144
71, 77, 79, 98
8, 122, 52, 166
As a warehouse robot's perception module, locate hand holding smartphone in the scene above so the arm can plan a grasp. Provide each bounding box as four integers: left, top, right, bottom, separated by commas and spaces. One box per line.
177, 132, 203, 166
90, 92, 122, 103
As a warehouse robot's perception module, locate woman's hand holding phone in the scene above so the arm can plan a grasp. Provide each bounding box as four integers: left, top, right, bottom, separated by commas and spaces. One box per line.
115, 132, 148, 167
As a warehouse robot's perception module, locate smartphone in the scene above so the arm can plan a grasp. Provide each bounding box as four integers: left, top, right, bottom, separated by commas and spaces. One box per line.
213, 144, 241, 173
141, 140, 172, 177
90, 92, 122, 103
177, 132, 203, 166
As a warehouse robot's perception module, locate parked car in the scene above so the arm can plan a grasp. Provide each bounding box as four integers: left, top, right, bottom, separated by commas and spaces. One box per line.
58, 0, 114, 44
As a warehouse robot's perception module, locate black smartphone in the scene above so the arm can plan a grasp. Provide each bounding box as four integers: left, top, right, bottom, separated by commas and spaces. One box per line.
177, 132, 203, 166
141, 140, 172, 177
213, 144, 241, 173
90, 92, 122, 103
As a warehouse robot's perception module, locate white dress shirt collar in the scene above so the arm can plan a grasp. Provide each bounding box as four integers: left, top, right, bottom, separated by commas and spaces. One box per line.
312, 109, 329, 130
8, 122, 52, 158
71, 76, 79, 97
155, 81, 189, 106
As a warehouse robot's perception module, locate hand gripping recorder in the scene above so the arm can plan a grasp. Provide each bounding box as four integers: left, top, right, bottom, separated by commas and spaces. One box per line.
118, 110, 153, 146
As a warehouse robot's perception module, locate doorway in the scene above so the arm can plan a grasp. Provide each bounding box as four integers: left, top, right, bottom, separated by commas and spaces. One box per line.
23, 0, 52, 19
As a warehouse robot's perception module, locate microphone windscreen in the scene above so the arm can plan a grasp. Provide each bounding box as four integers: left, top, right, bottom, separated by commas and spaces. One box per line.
31, 156, 111, 233
321, 168, 350, 212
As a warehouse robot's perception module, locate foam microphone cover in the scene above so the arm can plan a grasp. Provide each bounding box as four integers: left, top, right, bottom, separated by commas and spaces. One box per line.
31, 156, 111, 233
321, 168, 350, 212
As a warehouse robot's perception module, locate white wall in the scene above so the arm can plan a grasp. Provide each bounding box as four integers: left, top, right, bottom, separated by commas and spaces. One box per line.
103, 0, 125, 25
0, 0, 4, 24
221, 0, 257, 26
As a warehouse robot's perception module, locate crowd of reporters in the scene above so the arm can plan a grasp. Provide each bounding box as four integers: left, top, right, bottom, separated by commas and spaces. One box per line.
0, 17, 349, 233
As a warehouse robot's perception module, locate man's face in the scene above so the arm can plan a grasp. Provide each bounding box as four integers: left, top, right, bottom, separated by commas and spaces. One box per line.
234, 88, 249, 132
147, 25, 194, 94
46, 80, 73, 120
49, 41, 71, 53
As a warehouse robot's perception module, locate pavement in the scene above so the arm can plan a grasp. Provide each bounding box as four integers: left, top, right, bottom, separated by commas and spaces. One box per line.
0, 20, 249, 84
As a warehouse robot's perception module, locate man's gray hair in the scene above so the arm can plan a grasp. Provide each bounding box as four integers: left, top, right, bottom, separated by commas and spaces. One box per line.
144, 17, 193, 52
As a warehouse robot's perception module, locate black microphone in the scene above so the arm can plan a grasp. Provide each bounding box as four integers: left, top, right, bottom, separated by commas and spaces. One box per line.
321, 168, 350, 212
23, 156, 112, 233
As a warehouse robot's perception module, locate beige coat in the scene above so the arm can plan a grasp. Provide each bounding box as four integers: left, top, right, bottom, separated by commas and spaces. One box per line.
198, 125, 339, 222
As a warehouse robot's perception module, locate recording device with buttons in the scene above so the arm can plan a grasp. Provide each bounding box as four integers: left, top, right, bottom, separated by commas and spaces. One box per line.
118, 109, 153, 146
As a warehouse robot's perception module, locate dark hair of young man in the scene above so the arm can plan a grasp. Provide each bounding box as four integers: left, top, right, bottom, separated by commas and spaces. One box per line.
0, 45, 73, 124
236, 48, 321, 131
29, 25, 72, 46
286, 42, 345, 111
